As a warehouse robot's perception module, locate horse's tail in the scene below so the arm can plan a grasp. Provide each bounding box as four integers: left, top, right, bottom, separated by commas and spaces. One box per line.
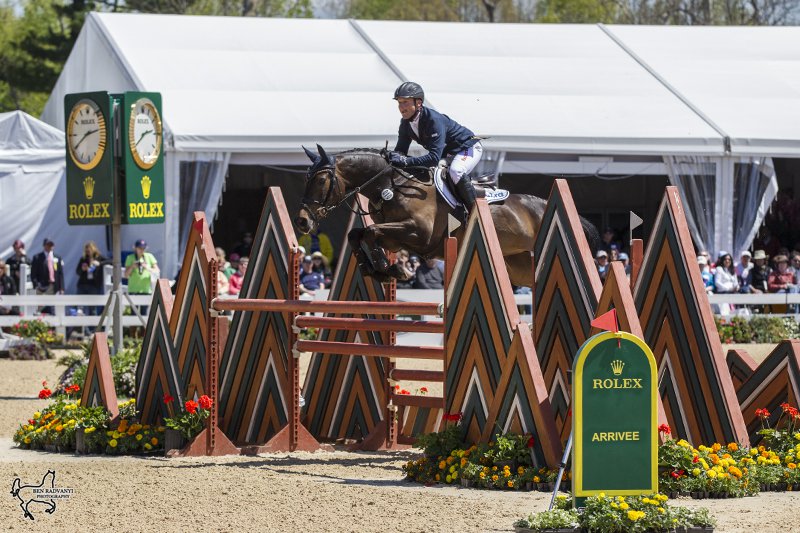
582, 217, 601, 257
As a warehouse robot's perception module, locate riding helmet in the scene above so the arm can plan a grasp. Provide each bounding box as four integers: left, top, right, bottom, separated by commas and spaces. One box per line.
393, 82, 424, 101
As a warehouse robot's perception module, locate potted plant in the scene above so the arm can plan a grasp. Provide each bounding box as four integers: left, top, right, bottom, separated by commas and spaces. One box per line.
163, 393, 214, 453
513, 509, 579, 533
460, 462, 481, 488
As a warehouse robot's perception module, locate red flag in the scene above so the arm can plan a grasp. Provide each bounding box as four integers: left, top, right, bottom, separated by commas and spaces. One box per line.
591, 309, 618, 333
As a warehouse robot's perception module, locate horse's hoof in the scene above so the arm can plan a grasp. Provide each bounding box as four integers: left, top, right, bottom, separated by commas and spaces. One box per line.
46, 508, 56, 514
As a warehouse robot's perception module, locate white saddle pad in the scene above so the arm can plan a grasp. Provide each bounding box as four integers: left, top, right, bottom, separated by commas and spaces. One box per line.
433, 168, 510, 209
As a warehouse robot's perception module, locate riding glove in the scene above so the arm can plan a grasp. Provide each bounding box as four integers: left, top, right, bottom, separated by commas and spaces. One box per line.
388, 151, 408, 167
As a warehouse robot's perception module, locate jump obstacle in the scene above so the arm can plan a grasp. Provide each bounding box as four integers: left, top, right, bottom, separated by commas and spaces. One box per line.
74, 180, 800, 457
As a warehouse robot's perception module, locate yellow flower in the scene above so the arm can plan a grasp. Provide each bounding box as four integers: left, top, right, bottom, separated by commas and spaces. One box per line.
136, 434, 143, 441
492, 466, 497, 471
727, 442, 738, 452
789, 463, 797, 469
55, 425, 63, 432
750, 448, 759, 456
106, 430, 114, 436
435, 474, 440, 481
677, 439, 690, 448
611, 503, 619, 509
109, 439, 118, 448
449, 465, 455, 473
445, 475, 451, 483
692, 468, 701, 476
533, 476, 540, 483
24, 437, 31, 444
492, 475, 499, 482
627, 510, 645, 521
479, 472, 486, 479
150, 437, 158, 446
144, 443, 152, 450
84, 427, 96, 434
33, 412, 41, 419
599, 492, 606, 499
707, 470, 718, 478
711, 442, 722, 452
507, 481, 514, 488
619, 502, 629, 510
439, 461, 446, 470
517, 466, 524, 474
658, 507, 665, 514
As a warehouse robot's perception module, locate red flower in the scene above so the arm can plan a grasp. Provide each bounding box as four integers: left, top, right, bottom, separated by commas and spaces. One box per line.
28, 419, 34, 425
442, 413, 463, 422
780, 402, 791, 413
38, 388, 52, 400
163, 393, 174, 404
755, 408, 771, 419
198, 395, 213, 410
693, 456, 699, 463
185, 400, 199, 414
419, 387, 428, 394
65, 384, 80, 394
400, 389, 410, 395
658, 424, 671, 435
394, 384, 400, 390
526, 436, 535, 448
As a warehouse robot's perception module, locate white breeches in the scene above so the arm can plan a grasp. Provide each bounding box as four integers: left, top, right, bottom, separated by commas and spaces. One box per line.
448, 142, 483, 185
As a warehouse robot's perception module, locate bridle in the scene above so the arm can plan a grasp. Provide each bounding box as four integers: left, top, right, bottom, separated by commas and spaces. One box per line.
300, 154, 399, 223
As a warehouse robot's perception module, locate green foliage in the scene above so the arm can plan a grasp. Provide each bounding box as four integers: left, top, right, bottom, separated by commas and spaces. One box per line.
487, 432, 535, 465
715, 315, 800, 344
514, 508, 579, 530
57, 338, 141, 398
413, 422, 465, 458
163, 397, 212, 439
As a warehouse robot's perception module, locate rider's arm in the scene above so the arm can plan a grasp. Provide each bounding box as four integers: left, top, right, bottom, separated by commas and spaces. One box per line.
405, 119, 447, 168
394, 123, 411, 154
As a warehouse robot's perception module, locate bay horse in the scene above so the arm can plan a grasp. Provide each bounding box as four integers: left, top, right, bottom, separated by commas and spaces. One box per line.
295, 145, 599, 287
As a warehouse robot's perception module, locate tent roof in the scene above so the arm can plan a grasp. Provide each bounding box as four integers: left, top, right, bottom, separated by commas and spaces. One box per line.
0, 110, 65, 172
41, 14, 800, 157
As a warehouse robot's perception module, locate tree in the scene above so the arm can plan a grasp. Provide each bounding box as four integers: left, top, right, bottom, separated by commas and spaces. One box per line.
328, 0, 536, 22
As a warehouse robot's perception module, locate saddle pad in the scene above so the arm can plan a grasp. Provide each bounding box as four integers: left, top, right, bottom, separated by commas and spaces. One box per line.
433, 167, 510, 209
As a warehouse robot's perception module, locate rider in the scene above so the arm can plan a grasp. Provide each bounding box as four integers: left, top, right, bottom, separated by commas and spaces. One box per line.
387, 82, 483, 212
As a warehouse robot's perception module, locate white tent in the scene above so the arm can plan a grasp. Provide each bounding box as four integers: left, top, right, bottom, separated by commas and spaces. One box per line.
0, 111, 106, 292
40, 14, 800, 272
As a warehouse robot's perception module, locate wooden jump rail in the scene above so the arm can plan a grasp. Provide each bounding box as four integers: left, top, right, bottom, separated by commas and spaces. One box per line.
211, 298, 443, 317
294, 316, 444, 334
295, 340, 444, 360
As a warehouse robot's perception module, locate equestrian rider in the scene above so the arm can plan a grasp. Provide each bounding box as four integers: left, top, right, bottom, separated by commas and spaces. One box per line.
386, 82, 483, 212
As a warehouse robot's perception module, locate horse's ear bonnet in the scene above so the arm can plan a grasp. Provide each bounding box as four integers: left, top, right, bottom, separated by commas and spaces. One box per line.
303, 145, 319, 163
316, 144, 333, 167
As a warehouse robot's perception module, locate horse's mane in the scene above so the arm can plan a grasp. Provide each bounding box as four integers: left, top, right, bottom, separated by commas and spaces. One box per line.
337, 148, 384, 156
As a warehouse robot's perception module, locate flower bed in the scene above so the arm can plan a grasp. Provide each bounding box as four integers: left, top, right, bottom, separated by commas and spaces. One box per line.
13, 380, 164, 455
515, 494, 716, 532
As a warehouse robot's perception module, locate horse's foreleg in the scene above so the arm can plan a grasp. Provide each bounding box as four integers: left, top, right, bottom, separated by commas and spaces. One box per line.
347, 227, 374, 277
21, 501, 33, 520
362, 223, 423, 281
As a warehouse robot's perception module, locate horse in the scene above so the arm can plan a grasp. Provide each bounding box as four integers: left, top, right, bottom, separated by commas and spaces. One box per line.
10, 470, 57, 520
295, 145, 599, 287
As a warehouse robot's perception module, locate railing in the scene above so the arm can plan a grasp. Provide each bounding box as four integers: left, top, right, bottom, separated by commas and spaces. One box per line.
0, 295, 152, 331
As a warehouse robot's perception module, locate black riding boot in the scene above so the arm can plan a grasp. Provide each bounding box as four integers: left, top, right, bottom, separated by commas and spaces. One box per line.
455, 179, 478, 213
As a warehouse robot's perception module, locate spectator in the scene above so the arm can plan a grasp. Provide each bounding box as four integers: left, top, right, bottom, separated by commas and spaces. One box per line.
6, 239, 28, 291
311, 251, 333, 288
412, 258, 444, 289
233, 232, 254, 258
299, 228, 335, 264
299, 255, 325, 296
216, 270, 229, 296
609, 244, 620, 262
30, 238, 65, 314
0, 259, 18, 315
747, 250, 770, 294
600, 227, 622, 254
768, 255, 797, 294
216, 247, 234, 279
124, 239, 158, 315
735, 251, 753, 291
698, 256, 714, 294
596, 250, 609, 281
618, 252, 631, 276
76, 241, 107, 316
395, 249, 416, 289
714, 253, 739, 315
228, 256, 248, 296
697, 250, 711, 268
791, 254, 800, 277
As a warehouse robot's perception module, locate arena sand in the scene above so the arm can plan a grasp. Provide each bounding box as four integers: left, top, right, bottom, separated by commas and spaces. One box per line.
1, 349, 798, 533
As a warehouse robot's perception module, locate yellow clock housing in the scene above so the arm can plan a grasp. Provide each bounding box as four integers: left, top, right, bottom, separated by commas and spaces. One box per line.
128, 97, 163, 170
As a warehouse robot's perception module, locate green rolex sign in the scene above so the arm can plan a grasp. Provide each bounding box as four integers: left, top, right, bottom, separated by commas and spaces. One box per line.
572, 331, 657, 499
64, 92, 116, 225
122, 92, 165, 224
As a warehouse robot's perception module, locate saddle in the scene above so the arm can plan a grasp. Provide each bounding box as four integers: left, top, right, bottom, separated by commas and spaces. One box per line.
432, 162, 510, 210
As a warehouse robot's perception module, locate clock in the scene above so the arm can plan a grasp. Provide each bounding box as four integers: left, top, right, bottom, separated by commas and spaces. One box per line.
127, 97, 163, 170
66, 99, 107, 171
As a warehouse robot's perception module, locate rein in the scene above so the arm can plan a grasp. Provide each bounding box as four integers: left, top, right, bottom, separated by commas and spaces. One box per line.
302, 154, 424, 222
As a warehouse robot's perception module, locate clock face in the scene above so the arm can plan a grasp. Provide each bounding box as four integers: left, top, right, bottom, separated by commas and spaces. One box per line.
128, 98, 163, 170
66, 100, 107, 171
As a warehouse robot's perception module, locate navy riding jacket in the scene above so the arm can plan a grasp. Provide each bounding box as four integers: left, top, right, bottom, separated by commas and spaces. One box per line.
394, 106, 478, 168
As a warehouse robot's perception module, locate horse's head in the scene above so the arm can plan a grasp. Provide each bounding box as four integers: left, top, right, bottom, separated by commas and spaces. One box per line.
296, 144, 341, 234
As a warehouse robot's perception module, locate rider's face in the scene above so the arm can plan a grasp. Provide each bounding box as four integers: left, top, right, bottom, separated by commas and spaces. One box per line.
397, 97, 420, 120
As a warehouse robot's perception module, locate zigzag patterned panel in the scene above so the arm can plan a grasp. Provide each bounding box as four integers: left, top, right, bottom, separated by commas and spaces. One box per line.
726, 349, 757, 391
733, 341, 800, 444
135, 280, 182, 424
170, 214, 215, 400
634, 186, 748, 445
533, 179, 602, 442
446, 200, 561, 468
218, 187, 297, 445
80, 332, 119, 420
302, 206, 391, 442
